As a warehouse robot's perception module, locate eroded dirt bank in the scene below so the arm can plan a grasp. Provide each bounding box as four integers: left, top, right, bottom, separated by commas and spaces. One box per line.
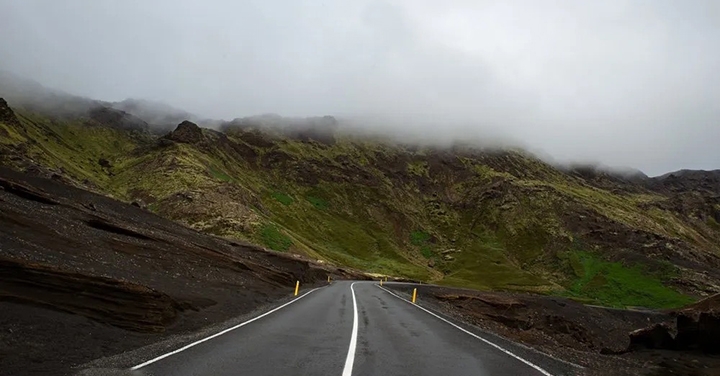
386, 284, 720, 375
0, 168, 367, 375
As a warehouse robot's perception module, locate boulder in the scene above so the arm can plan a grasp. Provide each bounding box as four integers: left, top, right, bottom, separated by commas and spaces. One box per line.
629, 322, 676, 350
628, 294, 720, 353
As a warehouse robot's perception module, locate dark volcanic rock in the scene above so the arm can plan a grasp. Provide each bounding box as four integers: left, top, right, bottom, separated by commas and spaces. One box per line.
0, 98, 21, 129
674, 294, 720, 353
629, 323, 677, 350
628, 294, 720, 353
0, 258, 179, 332
164, 120, 204, 144
98, 158, 111, 168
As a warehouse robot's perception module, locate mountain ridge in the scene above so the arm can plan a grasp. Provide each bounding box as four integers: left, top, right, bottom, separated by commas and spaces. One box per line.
1, 91, 719, 308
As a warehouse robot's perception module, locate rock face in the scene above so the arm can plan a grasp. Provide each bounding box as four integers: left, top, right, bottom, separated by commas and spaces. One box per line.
0, 257, 179, 332
628, 294, 720, 353
0, 97, 20, 128
164, 120, 204, 144
674, 294, 720, 352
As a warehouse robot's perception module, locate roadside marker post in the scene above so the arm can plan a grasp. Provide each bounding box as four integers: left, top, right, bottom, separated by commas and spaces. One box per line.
380, 278, 383, 286
328, 275, 331, 283
412, 288, 417, 304
294, 280, 300, 296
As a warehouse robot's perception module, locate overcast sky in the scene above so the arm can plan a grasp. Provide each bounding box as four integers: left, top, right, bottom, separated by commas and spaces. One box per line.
1, 0, 719, 175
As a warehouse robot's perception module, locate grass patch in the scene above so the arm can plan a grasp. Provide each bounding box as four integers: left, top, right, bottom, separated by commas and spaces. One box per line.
306, 196, 329, 210
410, 230, 434, 258
564, 251, 694, 309
271, 191, 294, 205
439, 234, 553, 291
147, 202, 160, 212
708, 217, 720, 231
410, 230, 431, 245
209, 166, 232, 182
259, 224, 293, 251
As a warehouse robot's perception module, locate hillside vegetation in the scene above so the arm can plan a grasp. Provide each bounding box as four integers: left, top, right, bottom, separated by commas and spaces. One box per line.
1, 96, 719, 309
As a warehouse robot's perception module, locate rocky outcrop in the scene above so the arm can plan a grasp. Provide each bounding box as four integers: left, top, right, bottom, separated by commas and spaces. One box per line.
163, 120, 205, 144
0, 97, 21, 129
628, 294, 720, 353
628, 322, 677, 350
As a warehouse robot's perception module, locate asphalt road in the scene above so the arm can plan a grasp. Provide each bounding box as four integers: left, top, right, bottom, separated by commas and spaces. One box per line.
130, 281, 560, 376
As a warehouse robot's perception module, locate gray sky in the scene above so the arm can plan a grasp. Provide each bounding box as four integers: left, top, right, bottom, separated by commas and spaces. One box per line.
1, 0, 719, 175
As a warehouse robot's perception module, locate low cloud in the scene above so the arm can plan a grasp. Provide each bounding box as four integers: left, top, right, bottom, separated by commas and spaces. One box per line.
1, 0, 718, 176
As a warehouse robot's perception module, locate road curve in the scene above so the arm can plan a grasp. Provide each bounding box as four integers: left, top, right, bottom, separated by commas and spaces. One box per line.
131, 281, 564, 376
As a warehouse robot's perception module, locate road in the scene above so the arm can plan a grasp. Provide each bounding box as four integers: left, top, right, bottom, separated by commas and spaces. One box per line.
130, 281, 560, 376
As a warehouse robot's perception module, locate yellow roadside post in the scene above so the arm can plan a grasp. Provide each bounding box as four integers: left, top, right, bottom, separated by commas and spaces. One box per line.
294, 280, 300, 296
380, 278, 383, 286
328, 275, 331, 283
412, 288, 417, 304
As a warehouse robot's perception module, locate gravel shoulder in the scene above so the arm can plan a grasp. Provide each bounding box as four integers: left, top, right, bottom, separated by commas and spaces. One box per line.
384, 283, 720, 375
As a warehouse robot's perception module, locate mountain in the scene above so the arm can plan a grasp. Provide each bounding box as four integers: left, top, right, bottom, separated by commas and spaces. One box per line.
1, 93, 719, 310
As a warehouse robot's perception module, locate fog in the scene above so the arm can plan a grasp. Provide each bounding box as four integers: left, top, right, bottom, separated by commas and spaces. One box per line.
1, 1, 719, 176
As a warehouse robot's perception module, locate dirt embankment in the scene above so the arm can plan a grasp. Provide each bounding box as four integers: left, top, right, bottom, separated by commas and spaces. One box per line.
0, 168, 368, 375
386, 284, 720, 376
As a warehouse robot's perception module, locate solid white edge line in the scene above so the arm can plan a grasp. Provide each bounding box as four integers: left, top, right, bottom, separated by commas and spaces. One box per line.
376, 285, 554, 376
130, 287, 322, 370
341, 282, 359, 376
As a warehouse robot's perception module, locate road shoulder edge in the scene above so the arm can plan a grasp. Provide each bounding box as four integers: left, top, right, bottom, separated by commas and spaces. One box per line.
73, 286, 326, 375
376, 284, 583, 376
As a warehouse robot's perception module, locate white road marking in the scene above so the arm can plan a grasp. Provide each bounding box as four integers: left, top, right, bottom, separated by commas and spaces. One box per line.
377, 285, 554, 376
130, 287, 321, 370
341, 282, 359, 376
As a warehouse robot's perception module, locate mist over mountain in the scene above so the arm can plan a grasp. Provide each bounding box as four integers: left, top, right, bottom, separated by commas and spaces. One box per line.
0, 70, 101, 117
110, 98, 199, 133
2, 1, 719, 176
0, 71, 198, 134
4, 70, 713, 180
